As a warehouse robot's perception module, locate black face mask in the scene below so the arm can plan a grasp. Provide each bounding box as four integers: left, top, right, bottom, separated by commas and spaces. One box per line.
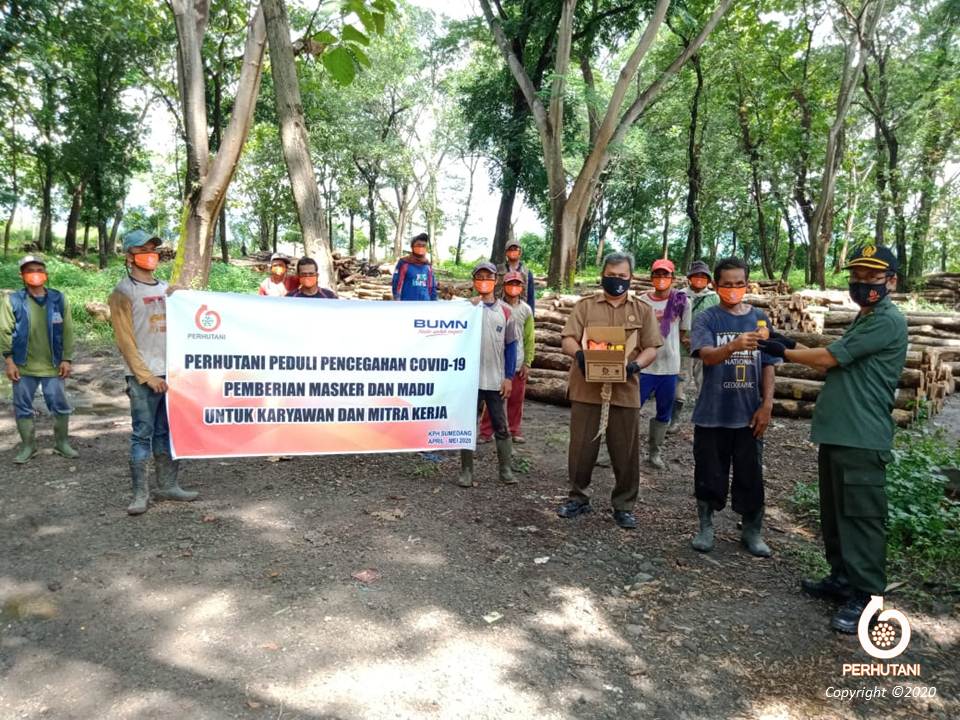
602, 276, 630, 297
849, 281, 889, 307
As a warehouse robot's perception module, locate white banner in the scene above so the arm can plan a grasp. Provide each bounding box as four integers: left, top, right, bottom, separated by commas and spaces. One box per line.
165, 291, 482, 458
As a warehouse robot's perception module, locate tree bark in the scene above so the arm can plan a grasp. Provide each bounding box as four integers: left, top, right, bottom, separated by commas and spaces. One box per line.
63, 182, 84, 258
218, 206, 229, 263
456, 155, 478, 265
262, 0, 332, 285
681, 53, 704, 270
170, 2, 267, 288
736, 78, 772, 278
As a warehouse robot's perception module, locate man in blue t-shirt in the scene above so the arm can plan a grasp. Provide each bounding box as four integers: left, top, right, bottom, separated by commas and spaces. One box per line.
689, 257, 782, 558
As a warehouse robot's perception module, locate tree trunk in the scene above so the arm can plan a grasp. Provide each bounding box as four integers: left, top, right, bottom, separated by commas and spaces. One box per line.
3, 113, 17, 259
218, 206, 229, 263
873, 119, 888, 245
367, 179, 377, 264
171, 2, 267, 288
97, 221, 109, 269
456, 157, 477, 265
272, 213, 278, 253
262, 0, 332, 285
778, 198, 797, 281
108, 205, 123, 255
258, 210, 270, 251
348, 209, 355, 256
82, 224, 90, 256
682, 53, 704, 270
64, 183, 84, 258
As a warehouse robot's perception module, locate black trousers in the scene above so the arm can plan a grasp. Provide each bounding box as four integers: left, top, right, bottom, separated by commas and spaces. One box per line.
694, 426, 764, 514
477, 390, 509, 440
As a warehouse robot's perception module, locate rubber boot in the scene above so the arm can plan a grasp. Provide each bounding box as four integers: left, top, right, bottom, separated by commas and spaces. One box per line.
127, 461, 149, 515
52, 414, 79, 459
691, 500, 715, 553
647, 419, 668, 469
667, 399, 684, 434
457, 450, 474, 487
14, 418, 38, 465
495, 436, 517, 485
152, 453, 198, 501
741, 507, 772, 557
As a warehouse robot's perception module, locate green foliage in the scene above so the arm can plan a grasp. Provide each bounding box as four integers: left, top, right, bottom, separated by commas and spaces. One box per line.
792, 424, 960, 587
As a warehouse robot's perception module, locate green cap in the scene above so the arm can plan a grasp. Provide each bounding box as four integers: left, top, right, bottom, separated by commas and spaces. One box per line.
122, 229, 162, 252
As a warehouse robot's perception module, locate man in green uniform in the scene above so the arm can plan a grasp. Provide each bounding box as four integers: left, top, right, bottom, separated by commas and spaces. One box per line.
758, 245, 907, 633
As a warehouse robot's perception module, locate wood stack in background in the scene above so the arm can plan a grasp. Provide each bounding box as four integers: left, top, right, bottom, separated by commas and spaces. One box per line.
890, 272, 960, 309
746, 293, 824, 333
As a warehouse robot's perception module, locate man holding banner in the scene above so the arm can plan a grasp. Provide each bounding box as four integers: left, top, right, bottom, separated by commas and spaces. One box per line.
109, 230, 199, 515
458, 262, 518, 488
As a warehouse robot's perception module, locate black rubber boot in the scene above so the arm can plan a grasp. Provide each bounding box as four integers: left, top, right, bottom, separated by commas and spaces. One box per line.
691, 500, 714, 552
741, 507, 772, 557
667, 399, 685, 434
495, 436, 516, 484
127, 461, 149, 515
152, 453, 198, 501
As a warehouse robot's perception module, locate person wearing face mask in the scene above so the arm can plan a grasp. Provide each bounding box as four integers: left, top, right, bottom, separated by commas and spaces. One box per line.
638, 258, 690, 468
478, 271, 534, 444
497, 239, 536, 314
1, 255, 78, 463
108, 230, 198, 515
459, 262, 518, 488
557, 252, 662, 530
392, 233, 438, 301
689, 257, 781, 559
289, 257, 338, 298
757, 245, 907, 634
258, 254, 298, 297
673, 261, 719, 431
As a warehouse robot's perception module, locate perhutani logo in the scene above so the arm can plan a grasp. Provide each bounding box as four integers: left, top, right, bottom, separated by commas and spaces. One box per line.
859, 595, 911, 659
194, 305, 222, 333
841, 596, 919, 677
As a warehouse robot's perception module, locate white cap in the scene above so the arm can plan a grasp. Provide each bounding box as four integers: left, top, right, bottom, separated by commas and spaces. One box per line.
18, 254, 46, 270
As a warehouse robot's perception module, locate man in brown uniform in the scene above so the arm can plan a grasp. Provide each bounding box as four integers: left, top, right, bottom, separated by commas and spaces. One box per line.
557, 252, 662, 529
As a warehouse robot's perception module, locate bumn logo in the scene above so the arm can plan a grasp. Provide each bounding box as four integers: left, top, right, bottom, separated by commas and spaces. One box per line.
859, 595, 911, 660
194, 305, 222, 333
413, 319, 468, 330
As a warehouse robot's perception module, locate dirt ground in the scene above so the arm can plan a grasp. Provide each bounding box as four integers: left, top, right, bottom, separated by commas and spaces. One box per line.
1, 346, 958, 720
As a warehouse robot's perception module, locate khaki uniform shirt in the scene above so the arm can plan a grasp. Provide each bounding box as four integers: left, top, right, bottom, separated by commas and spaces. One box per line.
561, 291, 662, 408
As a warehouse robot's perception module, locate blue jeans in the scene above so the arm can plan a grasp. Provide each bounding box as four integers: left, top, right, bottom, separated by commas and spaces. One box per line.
126, 376, 171, 464
640, 373, 679, 423
12, 375, 72, 419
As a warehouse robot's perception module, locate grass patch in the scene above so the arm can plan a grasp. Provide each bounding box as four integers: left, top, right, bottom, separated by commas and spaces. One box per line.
791, 423, 960, 594
0, 255, 262, 346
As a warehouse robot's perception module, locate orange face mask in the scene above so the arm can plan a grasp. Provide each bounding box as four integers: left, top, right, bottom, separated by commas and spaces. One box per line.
689, 277, 709, 291
506, 249, 520, 261
22, 271, 47, 288
504, 283, 524, 297
300, 276, 318, 289
474, 279, 496, 295
271, 264, 286, 276
652, 276, 673, 291
717, 287, 746, 305
412, 246, 427, 257
133, 253, 159, 271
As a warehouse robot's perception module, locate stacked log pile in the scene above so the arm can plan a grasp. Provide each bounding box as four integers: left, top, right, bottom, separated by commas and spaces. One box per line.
890, 272, 960, 309
527, 291, 960, 426
746, 293, 823, 333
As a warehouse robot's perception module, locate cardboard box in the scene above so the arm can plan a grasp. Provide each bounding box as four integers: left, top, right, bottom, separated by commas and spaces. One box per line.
581, 326, 637, 383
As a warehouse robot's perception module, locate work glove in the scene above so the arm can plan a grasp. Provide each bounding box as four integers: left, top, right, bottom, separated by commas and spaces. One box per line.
626, 361, 641, 378
757, 339, 787, 359
769, 330, 797, 349
575, 350, 586, 374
